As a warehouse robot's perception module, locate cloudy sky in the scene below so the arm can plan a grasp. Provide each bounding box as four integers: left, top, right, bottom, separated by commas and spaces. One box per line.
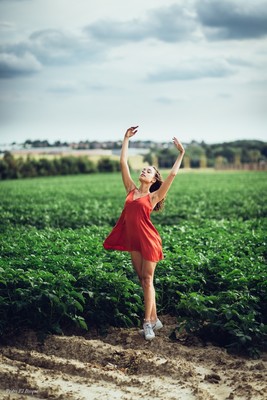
0, 0, 267, 144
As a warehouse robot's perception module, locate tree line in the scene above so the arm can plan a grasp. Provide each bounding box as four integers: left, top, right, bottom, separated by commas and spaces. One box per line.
145, 139, 267, 169
0, 152, 120, 180
1, 139, 267, 179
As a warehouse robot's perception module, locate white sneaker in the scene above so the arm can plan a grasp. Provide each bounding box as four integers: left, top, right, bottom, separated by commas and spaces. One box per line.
143, 322, 155, 341
152, 318, 163, 331
139, 319, 162, 338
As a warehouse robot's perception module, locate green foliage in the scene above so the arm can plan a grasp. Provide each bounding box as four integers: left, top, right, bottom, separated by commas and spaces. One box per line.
155, 221, 267, 355
0, 152, 113, 180
77, 265, 143, 328
146, 139, 267, 168
0, 264, 87, 335
97, 158, 120, 172
0, 171, 266, 354
0, 226, 143, 335
156, 148, 180, 168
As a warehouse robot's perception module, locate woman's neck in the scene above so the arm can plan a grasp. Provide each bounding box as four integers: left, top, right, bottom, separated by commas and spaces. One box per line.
138, 183, 150, 194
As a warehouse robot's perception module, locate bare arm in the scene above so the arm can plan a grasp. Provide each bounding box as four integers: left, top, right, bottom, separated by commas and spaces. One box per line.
120, 126, 138, 193
151, 137, 185, 205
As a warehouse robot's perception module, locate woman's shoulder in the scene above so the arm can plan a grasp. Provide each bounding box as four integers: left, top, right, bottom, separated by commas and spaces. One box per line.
127, 186, 137, 194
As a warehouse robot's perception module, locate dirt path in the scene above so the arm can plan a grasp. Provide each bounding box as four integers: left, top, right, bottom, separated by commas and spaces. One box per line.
0, 316, 266, 400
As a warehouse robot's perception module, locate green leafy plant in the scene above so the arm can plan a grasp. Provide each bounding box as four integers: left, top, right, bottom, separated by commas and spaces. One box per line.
0, 171, 266, 355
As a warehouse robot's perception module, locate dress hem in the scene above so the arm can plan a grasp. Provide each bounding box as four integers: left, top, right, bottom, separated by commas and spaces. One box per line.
103, 244, 163, 263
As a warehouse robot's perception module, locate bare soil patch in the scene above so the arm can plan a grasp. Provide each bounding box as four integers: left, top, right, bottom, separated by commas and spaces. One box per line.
0, 316, 266, 400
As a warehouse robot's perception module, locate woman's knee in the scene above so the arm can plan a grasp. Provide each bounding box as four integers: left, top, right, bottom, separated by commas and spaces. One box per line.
141, 275, 153, 289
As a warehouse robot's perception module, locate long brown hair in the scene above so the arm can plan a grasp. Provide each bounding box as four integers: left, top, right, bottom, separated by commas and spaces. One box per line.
150, 166, 165, 212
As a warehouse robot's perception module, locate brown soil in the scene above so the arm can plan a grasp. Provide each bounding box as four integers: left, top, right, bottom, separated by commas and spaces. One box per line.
0, 316, 266, 400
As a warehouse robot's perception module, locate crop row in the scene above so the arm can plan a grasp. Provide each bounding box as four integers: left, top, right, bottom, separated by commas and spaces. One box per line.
1, 171, 266, 229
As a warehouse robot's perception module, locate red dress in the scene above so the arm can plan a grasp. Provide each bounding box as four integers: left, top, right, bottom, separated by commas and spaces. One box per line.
103, 189, 163, 262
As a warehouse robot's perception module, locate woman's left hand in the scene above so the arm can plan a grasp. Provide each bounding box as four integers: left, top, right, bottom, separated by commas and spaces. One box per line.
173, 137, 185, 154
125, 126, 138, 138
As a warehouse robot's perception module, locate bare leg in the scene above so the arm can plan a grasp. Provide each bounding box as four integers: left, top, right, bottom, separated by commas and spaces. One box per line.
131, 251, 143, 283
131, 252, 157, 322
150, 286, 157, 323
141, 259, 157, 322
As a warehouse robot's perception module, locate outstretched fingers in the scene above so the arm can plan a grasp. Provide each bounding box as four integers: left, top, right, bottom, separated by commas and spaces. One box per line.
131, 126, 139, 134
173, 137, 185, 153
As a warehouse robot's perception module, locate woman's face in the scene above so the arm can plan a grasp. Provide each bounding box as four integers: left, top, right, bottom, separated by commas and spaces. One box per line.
139, 166, 156, 183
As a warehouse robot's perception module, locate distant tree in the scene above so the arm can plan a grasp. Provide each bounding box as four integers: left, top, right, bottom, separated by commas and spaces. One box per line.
2, 152, 19, 178
97, 158, 120, 172
31, 140, 50, 148
200, 155, 207, 168
0, 159, 9, 179
183, 154, 190, 168
76, 157, 96, 173
241, 148, 251, 163
52, 158, 62, 175
248, 149, 261, 163
185, 143, 205, 168
19, 156, 38, 178
156, 148, 178, 168
233, 149, 242, 168
214, 146, 235, 163
215, 156, 228, 169
261, 143, 267, 158
143, 152, 154, 165
60, 157, 79, 175
36, 158, 55, 176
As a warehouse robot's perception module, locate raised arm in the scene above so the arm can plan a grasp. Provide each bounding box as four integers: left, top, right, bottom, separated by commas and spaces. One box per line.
120, 126, 138, 193
151, 137, 185, 204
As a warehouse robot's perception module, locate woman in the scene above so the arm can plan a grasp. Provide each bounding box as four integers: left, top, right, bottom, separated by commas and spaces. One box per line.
103, 126, 185, 340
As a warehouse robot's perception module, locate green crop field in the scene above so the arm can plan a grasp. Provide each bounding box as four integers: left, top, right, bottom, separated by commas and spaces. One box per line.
0, 171, 266, 355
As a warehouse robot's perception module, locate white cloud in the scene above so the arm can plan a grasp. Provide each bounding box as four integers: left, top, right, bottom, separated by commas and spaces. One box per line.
0, 51, 41, 78
85, 3, 197, 44
1, 28, 105, 70
148, 59, 236, 81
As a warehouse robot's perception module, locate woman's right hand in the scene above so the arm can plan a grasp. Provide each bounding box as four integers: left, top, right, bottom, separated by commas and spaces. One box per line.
125, 126, 138, 138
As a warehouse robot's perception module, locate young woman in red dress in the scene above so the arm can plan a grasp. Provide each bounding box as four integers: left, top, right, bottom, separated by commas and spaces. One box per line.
103, 126, 185, 340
